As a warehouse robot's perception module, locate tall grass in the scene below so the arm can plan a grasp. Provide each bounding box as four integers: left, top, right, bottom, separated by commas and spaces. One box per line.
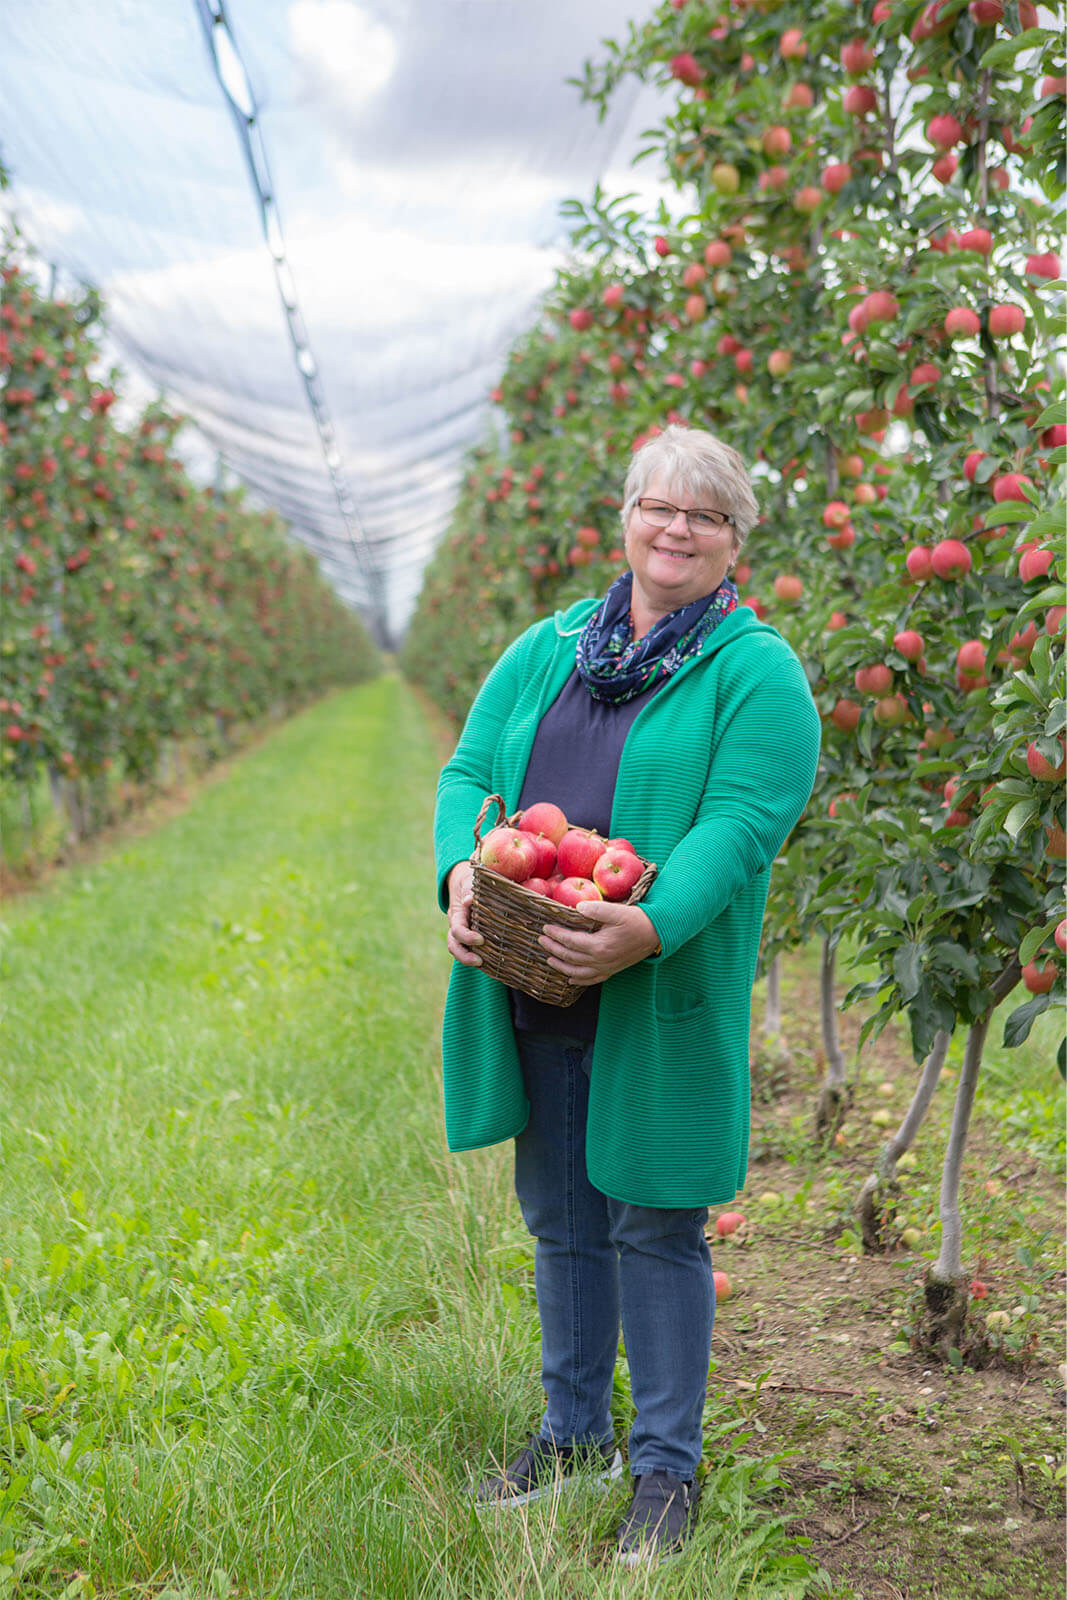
1, 675, 818, 1599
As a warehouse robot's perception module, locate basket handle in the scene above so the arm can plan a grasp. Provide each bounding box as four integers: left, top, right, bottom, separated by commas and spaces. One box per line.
472, 793, 508, 853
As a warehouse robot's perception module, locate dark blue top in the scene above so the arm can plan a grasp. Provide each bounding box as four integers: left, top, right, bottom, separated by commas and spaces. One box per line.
510, 668, 662, 1039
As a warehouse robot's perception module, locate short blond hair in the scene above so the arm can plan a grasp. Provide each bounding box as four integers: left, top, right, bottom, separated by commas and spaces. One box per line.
622, 425, 759, 544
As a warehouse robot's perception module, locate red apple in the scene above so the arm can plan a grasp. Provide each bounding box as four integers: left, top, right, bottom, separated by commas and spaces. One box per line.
945, 307, 981, 338
774, 574, 803, 603
993, 473, 1033, 504
855, 663, 894, 695
519, 877, 551, 897
1020, 546, 1053, 581
482, 827, 538, 882
670, 53, 704, 87
963, 450, 986, 482
519, 801, 569, 844
841, 37, 875, 73
592, 847, 645, 902
843, 85, 877, 116
1025, 740, 1067, 781
894, 630, 924, 661
905, 545, 934, 580
927, 113, 962, 149
932, 152, 958, 183
874, 694, 909, 726
1022, 961, 1057, 995
605, 837, 638, 854
830, 698, 861, 732
864, 290, 899, 324
780, 27, 807, 58
988, 304, 1026, 338
930, 539, 972, 578
784, 82, 814, 110
568, 308, 594, 332
715, 1211, 746, 1237
955, 639, 986, 675
762, 124, 792, 157
703, 239, 732, 268
552, 876, 603, 908
821, 162, 853, 194
1055, 919, 1067, 954
520, 831, 558, 877
557, 829, 607, 878
712, 1269, 732, 1301
1025, 251, 1061, 279
958, 227, 993, 255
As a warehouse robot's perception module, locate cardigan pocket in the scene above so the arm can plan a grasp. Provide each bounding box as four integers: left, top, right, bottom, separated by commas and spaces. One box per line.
654, 988, 709, 1020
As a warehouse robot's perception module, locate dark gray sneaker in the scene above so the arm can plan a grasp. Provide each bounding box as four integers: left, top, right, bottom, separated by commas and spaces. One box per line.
616, 1469, 700, 1565
474, 1433, 623, 1507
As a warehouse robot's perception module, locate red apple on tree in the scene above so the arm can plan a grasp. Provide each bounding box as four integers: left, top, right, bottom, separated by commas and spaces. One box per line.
1025, 740, 1067, 781
1022, 960, 1057, 995
894, 630, 924, 661
930, 539, 972, 578
988, 304, 1026, 338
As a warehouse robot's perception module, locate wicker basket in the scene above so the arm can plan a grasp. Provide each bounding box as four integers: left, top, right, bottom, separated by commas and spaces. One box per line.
468, 794, 657, 1007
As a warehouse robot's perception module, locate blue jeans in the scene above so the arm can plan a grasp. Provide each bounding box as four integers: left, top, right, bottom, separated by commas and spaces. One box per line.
513, 1030, 715, 1480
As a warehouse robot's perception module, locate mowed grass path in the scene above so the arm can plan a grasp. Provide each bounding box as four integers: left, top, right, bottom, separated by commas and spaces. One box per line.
1, 677, 812, 1600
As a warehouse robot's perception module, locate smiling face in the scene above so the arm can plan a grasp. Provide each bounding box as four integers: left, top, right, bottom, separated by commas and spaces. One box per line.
623, 471, 741, 636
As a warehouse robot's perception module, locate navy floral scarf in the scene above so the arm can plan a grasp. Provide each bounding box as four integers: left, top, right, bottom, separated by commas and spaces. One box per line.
575, 569, 739, 704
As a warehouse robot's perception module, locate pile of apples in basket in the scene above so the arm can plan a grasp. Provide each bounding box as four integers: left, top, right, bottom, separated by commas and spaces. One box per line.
481, 801, 646, 906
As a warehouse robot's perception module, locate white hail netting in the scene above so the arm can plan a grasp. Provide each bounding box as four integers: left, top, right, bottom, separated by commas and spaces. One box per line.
0, 0, 660, 644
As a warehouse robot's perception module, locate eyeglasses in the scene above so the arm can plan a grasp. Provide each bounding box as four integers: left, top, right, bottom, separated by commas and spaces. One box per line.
636, 498, 733, 536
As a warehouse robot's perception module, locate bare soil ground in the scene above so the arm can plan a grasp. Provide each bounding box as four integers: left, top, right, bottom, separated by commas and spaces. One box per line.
724, 959, 1066, 1599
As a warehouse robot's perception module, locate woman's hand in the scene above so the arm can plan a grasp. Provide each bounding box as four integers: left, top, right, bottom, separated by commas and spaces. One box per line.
446, 861, 484, 966
539, 901, 660, 985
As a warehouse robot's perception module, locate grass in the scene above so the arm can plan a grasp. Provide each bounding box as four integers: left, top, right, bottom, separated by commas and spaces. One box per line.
1, 675, 819, 1599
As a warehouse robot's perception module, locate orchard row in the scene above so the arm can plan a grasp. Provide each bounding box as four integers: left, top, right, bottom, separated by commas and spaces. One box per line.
1, 247, 378, 826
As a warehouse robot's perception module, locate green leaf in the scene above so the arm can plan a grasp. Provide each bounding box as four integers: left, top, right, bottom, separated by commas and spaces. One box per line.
978, 27, 1045, 67
893, 941, 923, 1001
1018, 918, 1059, 965
1003, 798, 1040, 838
1003, 992, 1051, 1049
1034, 399, 1067, 431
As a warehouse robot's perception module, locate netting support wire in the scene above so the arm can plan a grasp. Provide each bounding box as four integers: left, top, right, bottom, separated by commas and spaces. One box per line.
192, 0, 393, 649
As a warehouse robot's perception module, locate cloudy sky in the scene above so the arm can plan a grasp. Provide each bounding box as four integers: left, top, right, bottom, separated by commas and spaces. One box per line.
1, 0, 672, 638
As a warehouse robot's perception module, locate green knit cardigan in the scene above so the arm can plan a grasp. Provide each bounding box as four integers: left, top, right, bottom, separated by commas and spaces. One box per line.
434, 598, 821, 1207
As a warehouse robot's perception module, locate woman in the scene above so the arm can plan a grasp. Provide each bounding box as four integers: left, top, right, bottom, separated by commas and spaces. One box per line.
433, 425, 820, 1566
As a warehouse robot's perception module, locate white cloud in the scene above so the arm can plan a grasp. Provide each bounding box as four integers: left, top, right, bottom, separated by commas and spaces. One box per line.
288, 0, 398, 113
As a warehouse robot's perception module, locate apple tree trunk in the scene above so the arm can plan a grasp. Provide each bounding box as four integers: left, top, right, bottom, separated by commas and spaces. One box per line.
921, 960, 1021, 1360
814, 935, 852, 1143
856, 1028, 950, 1252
